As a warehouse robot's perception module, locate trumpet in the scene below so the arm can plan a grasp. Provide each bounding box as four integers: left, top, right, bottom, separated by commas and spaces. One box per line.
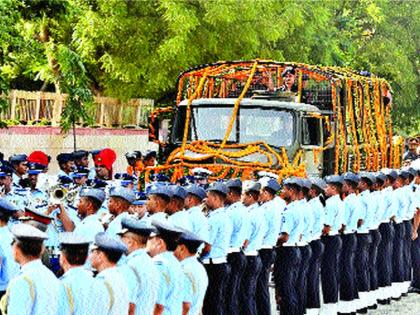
48, 184, 80, 205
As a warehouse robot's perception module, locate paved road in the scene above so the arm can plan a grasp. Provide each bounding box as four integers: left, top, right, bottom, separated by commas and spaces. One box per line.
269, 286, 420, 314
369, 293, 420, 315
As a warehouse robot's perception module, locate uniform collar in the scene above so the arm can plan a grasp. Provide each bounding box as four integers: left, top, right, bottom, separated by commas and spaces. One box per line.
61, 266, 90, 279
127, 248, 148, 260
21, 259, 43, 273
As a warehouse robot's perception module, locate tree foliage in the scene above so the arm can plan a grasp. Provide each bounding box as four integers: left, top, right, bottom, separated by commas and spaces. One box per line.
0, 0, 418, 135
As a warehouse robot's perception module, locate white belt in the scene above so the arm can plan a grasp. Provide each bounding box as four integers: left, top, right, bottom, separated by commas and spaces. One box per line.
228, 247, 241, 253
328, 232, 339, 236
260, 245, 273, 249
381, 220, 390, 224
202, 257, 227, 264
357, 230, 370, 234
244, 250, 258, 256
282, 243, 297, 247
296, 241, 307, 247
343, 230, 355, 235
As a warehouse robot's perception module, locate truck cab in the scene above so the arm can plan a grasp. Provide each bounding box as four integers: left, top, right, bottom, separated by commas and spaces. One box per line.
159, 98, 333, 177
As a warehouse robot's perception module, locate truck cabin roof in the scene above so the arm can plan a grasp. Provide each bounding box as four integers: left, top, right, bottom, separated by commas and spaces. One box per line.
178, 98, 322, 114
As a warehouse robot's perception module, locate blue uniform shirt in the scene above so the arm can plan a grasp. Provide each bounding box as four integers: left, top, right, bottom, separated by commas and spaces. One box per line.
227, 201, 250, 249
202, 207, 232, 259
0, 226, 20, 291
308, 196, 325, 241
96, 267, 129, 315
280, 199, 303, 245
324, 194, 344, 234
59, 267, 109, 315
153, 251, 184, 315
380, 186, 394, 222
74, 213, 104, 242
106, 212, 130, 236
120, 249, 160, 315
186, 206, 209, 243
7, 259, 62, 315
299, 199, 314, 244
244, 203, 266, 254
181, 256, 209, 315
261, 197, 285, 247
343, 193, 363, 233
168, 210, 192, 231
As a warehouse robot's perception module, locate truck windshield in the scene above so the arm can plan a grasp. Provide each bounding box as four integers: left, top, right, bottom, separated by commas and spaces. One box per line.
173, 106, 295, 148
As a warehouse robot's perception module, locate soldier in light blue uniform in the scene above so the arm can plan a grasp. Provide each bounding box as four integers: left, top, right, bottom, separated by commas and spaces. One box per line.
106, 186, 136, 235
355, 172, 375, 311
90, 232, 130, 315
0, 200, 20, 299
201, 182, 232, 315
339, 172, 362, 314
2, 224, 62, 315
56, 153, 75, 181
147, 220, 185, 315
184, 185, 209, 243
58, 232, 109, 315
167, 186, 191, 229
224, 178, 249, 315
240, 181, 264, 315
118, 217, 160, 315
9, 154, 28, 187
73, 188, 106, 242
256, 178, 283, 315
296, 179, 314, 315
174, 231, 209, 315
0, 163, 27, 226
274, 177, 304, 315
306, 178, 326, 315
144, 186, 171, 222
320, 175, 344, 315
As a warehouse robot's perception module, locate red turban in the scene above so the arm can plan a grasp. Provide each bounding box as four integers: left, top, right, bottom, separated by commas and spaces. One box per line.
94, 148, 117, 171
27, 151, 49, 167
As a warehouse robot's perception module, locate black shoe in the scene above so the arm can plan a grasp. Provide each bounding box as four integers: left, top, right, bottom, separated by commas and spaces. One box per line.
386, 298, 391, 304
402, 292, 408, 297
368, 304, 378, 310
378, 299, 387, 305
357, 308, 368, 314
408, 286, 420, 294
391, 296, 401, 301
338, 313, 352, 315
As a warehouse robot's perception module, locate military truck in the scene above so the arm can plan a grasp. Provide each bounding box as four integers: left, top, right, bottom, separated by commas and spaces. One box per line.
148, 60, 401, 182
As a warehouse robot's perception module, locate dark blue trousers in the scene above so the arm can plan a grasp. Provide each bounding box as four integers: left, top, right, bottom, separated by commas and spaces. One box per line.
340, 233, 357, 302
392, 222, 405, 283
307, 240, 325, 309
240, 255, 262, 315
226, 252, 247, 315
321, 235, 343, 304
403, 220, 412, 282
297, 245, 312, 315
256, 248, 276, 315
378, 222, 394, 290
356, 233, 371, 293
369, 229, 382, 293
411, 222, 420, 289
203, 262, 231, 315
274, 246, 301, 315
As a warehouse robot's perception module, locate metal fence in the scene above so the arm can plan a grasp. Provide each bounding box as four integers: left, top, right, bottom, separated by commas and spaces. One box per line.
0, 90, 154, 127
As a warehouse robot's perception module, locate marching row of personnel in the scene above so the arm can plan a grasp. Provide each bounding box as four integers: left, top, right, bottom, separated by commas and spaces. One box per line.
0, 148, 419, 315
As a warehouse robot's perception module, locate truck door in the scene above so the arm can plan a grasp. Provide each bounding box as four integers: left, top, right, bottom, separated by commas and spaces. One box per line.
301, 115, 323, 177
